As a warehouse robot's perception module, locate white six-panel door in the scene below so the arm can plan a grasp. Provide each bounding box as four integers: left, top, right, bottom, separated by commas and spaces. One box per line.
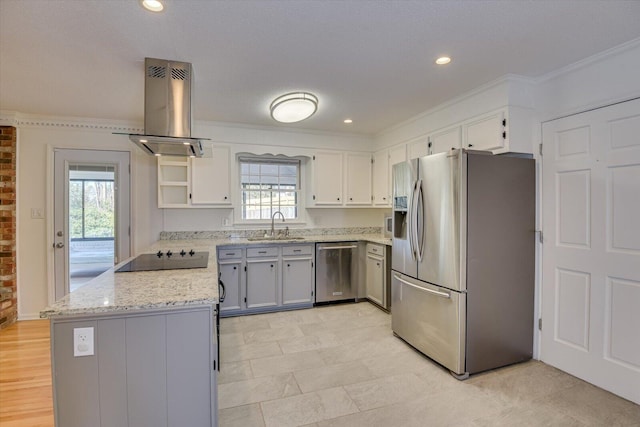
541, 98, 640, 404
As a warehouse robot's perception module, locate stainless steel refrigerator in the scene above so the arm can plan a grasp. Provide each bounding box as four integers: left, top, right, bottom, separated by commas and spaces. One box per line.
391, 149, 535, 379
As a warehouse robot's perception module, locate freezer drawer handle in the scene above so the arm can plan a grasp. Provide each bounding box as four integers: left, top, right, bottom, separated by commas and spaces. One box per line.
318, 245, 358, 250
394, 275, 451, 299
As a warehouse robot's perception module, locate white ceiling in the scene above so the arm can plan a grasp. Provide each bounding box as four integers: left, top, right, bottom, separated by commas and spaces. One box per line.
2, 0, 640, 135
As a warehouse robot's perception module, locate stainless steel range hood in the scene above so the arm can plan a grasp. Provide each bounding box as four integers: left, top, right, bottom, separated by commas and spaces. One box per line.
120, 58, 208, 157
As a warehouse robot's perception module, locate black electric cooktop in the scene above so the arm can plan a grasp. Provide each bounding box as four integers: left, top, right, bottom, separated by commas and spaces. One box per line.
115, 250, 209, 273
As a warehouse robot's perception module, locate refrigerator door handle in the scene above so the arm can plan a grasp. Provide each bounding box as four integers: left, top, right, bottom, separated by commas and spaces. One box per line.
415, 179, 424, 262
408, 180, 418, 260
393, 274, 451, 299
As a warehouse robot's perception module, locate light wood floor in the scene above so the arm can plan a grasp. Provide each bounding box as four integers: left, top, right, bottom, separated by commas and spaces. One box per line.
0, 320, 54, 427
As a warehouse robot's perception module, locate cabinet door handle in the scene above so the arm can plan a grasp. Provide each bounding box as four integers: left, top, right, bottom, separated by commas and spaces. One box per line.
337, 197, 340, 201
349, 197, 353, 201
270, 264, 274, 268
287, 263, 290, 267
233, 266, 237, 270
376, 262, 380, 266
224, 196, 228, 200
258, 251, 267, 254
218, 279, 226, 303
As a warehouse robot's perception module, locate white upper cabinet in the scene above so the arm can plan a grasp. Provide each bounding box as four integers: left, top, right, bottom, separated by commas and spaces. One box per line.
345, 153, 372, 205
191, 144, 231, 205
307, 151, 374, 207
389, 144, 407, 168
309, 152, 343, 205
408, 137, 429, 159
372, 150, 390, 206
157, 143, 232, 208
429, 125, 461, 155
462, 109, 507, 152
419, 107, 533, 157
372, 144, 405, 207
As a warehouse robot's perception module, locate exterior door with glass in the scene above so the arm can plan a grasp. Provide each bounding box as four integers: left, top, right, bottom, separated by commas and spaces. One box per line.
53, 149, 130, 300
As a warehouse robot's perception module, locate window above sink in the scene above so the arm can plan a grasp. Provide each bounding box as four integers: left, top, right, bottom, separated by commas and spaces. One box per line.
239, 155, 300, 222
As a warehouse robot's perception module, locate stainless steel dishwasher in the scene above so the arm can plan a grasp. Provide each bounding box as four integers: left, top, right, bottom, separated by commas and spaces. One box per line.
315, 242, 358, 303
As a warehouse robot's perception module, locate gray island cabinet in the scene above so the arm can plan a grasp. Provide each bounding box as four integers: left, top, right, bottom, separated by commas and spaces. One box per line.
41, 245, 219, 427
49, 306, 217, 427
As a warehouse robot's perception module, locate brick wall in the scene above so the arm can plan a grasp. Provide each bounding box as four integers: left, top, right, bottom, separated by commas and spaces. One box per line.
0, 126, 17, 329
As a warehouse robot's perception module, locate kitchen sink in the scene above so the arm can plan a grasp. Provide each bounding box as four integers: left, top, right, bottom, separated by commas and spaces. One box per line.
246, 236, 306, 241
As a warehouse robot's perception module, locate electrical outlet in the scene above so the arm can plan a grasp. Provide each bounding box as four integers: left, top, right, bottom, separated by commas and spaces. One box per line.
73, 327, 94, 357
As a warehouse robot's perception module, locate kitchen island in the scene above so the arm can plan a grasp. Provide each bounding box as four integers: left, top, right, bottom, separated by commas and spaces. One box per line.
41, 240, 220, 427
41, 231, 390, 427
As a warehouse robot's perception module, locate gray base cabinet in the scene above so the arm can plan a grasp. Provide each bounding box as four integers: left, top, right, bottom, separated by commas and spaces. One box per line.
366, 252, 385, 306
282, 248, 314, 305
246, 258, 279, 308
365, 243, 390, 310
51, 306, 217, 427
219, 260, 243, 311
217, 244, 314, 316
218, 247, 244, 314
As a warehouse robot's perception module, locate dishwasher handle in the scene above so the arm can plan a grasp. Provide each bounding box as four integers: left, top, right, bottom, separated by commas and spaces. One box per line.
318, 245, 358, 250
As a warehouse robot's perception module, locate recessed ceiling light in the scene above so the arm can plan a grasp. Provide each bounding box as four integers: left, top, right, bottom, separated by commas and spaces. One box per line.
270, 92, 318, 123
435, 56, 451, 65
344, 119, 353, 124
141, 0, 164, 12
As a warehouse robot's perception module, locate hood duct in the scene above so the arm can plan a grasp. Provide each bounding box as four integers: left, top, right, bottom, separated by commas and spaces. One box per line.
119, 58, 208, 157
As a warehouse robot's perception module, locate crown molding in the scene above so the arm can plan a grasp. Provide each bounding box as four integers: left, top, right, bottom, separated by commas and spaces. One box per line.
536, 36, 640, 83
0, 111, 142, 133
0, 111, 18, 127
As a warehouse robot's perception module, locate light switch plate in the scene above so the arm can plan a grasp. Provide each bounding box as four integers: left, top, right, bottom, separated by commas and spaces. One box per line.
30, 208, 44, 219
73, 327, 94, 357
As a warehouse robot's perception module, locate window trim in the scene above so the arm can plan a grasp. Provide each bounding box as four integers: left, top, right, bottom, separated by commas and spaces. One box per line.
237, 154, 303, 223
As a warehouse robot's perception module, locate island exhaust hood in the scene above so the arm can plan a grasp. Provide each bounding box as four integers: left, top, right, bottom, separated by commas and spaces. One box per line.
122, 58, 208, 157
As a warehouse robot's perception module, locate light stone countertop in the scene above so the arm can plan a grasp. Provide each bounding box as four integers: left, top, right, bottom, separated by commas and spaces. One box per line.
40, 234, 391, 318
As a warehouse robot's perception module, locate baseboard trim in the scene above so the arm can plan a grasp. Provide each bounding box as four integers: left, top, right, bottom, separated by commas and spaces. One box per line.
17, 313, 45, 321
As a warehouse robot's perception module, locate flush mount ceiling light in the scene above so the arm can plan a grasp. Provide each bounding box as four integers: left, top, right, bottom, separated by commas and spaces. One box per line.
270, 92, 318, 123
435, 56, 452, 65
141, 0, 164, 12
344, 119, 353, 124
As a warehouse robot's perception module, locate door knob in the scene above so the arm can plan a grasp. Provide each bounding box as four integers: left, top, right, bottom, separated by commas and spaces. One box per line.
54, 242, 64, 249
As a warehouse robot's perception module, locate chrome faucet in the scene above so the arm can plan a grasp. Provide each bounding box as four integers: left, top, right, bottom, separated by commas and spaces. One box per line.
270, 211, 285, 237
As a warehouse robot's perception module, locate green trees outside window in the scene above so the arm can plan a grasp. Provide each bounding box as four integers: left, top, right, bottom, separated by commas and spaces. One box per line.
69, 180, 114, 239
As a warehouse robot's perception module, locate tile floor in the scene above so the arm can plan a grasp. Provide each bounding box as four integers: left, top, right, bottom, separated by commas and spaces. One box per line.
218, 302, 639, 427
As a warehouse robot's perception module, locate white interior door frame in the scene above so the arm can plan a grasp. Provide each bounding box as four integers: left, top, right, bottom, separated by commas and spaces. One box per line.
50, 148, 131, 303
